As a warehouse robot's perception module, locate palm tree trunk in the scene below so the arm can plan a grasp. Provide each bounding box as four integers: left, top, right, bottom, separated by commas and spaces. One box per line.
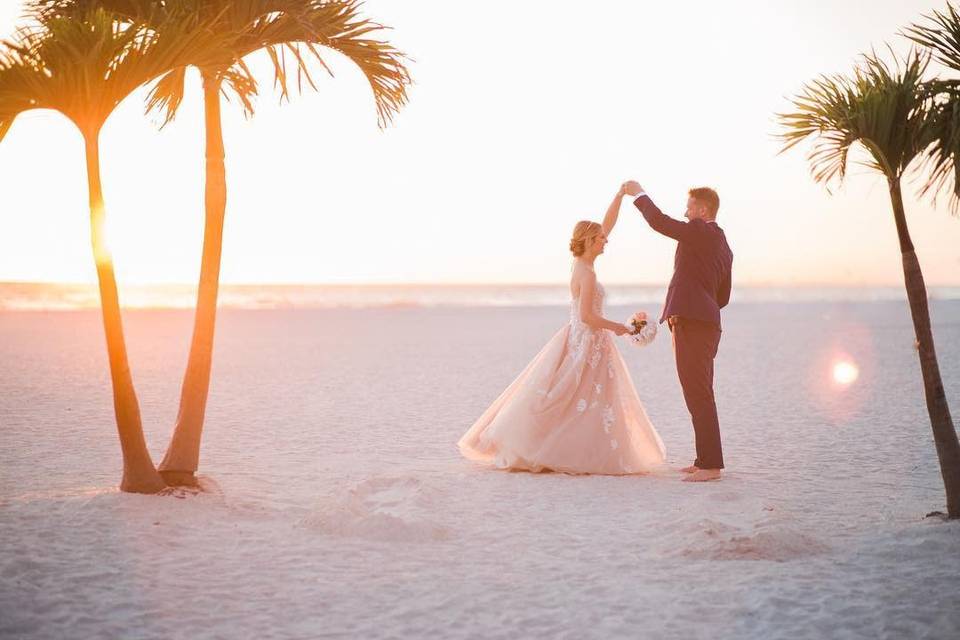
158, 70, 226, 485
84, 129, 165, 494
889, 179, 960, 518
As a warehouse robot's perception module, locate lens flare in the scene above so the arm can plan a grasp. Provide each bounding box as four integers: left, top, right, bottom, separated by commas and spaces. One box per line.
832, 360, 859, 386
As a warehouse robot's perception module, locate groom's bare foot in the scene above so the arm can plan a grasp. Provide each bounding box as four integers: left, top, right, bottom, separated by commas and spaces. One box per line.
680, 465, 699, 474
682, 469, 722, 483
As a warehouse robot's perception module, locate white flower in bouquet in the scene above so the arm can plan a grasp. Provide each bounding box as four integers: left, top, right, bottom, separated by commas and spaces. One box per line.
626, 311, 657, 347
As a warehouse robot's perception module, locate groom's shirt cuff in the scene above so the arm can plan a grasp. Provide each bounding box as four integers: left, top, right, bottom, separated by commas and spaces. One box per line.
634, 191, 647, 199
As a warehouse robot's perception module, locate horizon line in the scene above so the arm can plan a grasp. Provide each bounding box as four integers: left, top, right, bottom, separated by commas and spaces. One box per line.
2, 280, 960, 289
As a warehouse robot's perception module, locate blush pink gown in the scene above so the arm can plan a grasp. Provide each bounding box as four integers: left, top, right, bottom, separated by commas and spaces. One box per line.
458, 282, 666, 474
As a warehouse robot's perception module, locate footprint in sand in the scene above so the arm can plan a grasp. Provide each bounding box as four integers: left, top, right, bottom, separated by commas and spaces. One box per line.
304, 476, 452, 543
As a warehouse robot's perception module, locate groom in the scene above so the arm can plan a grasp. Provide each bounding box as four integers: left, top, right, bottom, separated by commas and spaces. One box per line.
623, 181, 732, 482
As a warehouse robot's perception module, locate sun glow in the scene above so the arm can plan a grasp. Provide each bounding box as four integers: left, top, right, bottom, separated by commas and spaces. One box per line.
832, 360, 859, 386
2, 2, 960, 287
91, 206, 112, 267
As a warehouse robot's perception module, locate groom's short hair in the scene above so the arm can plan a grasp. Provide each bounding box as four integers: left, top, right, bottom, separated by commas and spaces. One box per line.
688, 187, 720, 219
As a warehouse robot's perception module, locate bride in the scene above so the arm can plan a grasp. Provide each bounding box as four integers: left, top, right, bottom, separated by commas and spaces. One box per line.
458, 184, 666, 474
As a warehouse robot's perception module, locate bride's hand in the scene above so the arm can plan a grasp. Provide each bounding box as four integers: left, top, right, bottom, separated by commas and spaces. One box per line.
622, 180, 643, 196
612, 324, 631, 336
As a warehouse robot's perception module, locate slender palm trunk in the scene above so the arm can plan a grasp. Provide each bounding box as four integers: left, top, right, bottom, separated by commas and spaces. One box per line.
889, 179, 960, 518
84, 129, 165, 494
158, 70, 226, 485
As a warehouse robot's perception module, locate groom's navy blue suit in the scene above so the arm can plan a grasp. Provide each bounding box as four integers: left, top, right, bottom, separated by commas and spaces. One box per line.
634, 194, 732, 469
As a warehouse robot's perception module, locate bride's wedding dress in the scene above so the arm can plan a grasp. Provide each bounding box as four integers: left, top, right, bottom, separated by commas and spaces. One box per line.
459, 281, 666, 474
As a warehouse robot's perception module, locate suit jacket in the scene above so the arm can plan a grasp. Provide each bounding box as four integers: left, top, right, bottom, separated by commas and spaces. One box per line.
634, 195, 733, 328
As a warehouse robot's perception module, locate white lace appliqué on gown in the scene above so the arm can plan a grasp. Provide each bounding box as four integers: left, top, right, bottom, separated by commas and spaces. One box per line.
458, 282, 666, 474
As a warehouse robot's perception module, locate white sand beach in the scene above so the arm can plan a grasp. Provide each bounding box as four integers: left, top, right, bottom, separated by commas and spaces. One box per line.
1, 298, 959, 639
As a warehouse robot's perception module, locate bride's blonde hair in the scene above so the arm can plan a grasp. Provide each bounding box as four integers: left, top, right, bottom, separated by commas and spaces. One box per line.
569, 221, 602, 257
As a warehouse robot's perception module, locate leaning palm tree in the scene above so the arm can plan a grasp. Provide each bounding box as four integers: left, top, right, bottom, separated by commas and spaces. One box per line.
0, 7, 239, 493
778, 50, 960, 518
35, 0, 412, 486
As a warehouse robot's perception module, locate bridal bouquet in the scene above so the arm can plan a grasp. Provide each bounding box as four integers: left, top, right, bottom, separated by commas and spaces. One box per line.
626, 311, 657, 347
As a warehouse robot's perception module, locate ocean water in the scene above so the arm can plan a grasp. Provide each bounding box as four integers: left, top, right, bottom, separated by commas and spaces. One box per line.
1, 281, 959, 311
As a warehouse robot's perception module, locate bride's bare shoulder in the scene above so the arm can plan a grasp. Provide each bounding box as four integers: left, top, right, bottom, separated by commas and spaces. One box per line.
571, 262, 596, 279
570, 263, 597, 298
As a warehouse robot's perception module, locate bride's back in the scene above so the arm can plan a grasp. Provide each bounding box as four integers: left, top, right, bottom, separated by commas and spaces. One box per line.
569, 263, 604, 324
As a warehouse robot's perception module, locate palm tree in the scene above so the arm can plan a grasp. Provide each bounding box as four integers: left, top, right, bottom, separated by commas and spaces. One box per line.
35, 0, 412, 486
778, 50, 960, 518
0, 6, 237, 492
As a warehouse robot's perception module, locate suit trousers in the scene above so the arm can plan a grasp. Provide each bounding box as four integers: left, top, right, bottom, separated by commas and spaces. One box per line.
669, 316, 724, 469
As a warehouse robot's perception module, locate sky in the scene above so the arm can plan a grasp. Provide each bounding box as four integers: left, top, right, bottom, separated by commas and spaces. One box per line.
0, 0, 958, 286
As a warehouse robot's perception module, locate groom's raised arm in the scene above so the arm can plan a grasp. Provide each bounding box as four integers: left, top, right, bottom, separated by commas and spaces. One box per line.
633, 194, 696, 242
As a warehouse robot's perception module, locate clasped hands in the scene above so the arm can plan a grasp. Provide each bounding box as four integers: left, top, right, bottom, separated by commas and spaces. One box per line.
618, 180, 644, 197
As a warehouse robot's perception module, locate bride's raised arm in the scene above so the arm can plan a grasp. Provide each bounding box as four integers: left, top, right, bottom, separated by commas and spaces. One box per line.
600, 184, 628, 237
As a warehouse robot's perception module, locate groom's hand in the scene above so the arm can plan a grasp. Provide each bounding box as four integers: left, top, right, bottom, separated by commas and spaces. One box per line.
622, 180, 644, 197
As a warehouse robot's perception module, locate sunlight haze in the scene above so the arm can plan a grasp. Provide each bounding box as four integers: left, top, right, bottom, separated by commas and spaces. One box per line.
0, 0, 957, 286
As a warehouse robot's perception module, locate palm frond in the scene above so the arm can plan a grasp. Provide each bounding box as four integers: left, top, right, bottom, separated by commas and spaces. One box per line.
29, 0, 411, 128
220, 64, 258, 117
1, 5, 248, 137
904, 2, 960, 71
145, 65, 186, 127
27, 0, 143, 21
0, 58, 38, 144
222, 0, 411, 127
777, 48, 931, 194
905, 4, 960, 212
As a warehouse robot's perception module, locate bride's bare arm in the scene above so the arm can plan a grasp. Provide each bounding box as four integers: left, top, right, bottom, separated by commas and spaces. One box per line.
578, 271, 629, 335
600, 184, 627, 237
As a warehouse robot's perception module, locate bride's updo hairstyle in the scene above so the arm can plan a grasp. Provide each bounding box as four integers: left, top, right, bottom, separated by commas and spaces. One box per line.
569, 221, 602, 257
